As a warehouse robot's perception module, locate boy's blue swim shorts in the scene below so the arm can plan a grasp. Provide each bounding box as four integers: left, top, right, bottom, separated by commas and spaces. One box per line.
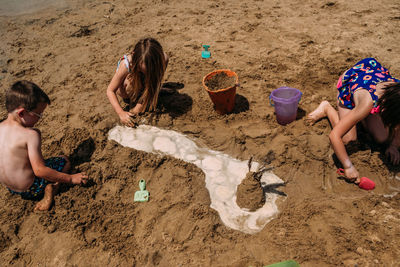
8, 157, 67, 200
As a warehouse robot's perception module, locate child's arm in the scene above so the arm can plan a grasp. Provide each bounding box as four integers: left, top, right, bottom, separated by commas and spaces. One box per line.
106, 65, 135, 127
26, 129, 87, 184
329, 91, 373, 180
386, 127, 400, 165
130, 103, 144, 114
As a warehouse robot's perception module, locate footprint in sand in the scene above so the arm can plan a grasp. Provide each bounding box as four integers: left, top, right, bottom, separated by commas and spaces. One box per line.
108, 125, 284, 234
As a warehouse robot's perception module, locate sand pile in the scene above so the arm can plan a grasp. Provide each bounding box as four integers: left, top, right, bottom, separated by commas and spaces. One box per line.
236, 162, 266, 211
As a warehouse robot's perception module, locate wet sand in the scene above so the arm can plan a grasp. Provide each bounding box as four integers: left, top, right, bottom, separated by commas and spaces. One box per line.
0, 0, 399, 266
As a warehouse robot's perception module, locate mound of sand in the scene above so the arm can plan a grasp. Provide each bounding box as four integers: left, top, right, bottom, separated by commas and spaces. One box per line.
236, 171, 265, 211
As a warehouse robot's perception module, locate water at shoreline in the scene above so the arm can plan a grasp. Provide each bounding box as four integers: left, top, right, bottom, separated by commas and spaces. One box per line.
0, 0, 68, 16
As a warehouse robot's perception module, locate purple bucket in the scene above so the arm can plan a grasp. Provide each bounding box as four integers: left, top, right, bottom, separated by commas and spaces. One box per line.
269, 87, 302, 125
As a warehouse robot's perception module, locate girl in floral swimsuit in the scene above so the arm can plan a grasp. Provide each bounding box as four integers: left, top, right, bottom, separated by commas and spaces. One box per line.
308, 57, 400, 184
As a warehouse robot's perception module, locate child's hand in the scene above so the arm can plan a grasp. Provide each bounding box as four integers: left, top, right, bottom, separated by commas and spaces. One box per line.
385, 145, 400, 165
71, 172, 88, 185
119, 111, 136, 127
344, 165, 360, 183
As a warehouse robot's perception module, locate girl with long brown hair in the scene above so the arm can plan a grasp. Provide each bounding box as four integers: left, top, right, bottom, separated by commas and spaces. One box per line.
107, 38, 168, 127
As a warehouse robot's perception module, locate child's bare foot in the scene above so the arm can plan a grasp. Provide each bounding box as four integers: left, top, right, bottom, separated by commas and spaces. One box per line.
306, 101, 330, 124
34, 183, 59, 211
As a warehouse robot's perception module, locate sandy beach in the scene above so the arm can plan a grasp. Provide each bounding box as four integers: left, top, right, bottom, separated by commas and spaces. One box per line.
0, 0, 399, 266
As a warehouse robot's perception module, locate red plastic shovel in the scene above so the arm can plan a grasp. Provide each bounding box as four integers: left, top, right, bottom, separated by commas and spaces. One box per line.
337, 168, 375, 190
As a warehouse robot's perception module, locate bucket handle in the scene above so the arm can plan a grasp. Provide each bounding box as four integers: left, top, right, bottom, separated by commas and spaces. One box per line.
269, 95, 274, 107
269, 92, 303, 107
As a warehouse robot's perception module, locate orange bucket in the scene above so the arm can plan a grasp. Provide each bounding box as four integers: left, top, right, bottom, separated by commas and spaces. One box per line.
202, 69, 238, 114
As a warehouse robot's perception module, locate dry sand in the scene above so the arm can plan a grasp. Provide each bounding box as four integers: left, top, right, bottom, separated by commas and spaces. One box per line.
1, 0, 400, 266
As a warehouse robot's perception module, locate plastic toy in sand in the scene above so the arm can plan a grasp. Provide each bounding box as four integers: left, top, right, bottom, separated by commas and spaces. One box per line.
269, 87, 302, 125
134, 179, 149, 202
337, 168, 375, 190
108, 125, 284, 234
201, 45, 211, 58
203, 69, 239, 115
264, 260, 300, 267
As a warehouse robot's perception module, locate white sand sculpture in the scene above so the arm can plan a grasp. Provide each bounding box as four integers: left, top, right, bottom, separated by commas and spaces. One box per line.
108, 125, 284, 234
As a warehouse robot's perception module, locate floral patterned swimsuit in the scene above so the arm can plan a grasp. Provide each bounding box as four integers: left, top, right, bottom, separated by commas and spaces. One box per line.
337, 57, 400, 110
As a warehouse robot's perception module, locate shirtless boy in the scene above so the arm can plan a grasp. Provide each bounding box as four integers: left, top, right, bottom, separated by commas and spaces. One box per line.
0, 80, 88, 211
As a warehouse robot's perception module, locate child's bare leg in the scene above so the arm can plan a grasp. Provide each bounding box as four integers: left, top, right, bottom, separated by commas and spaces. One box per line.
338, 105, 357, 144
34, 183, 59, 211
118, 82, 135, 103
362, 114, 389, 144
307, 100, 339, 125
116, 87, 130, 99
34, 156, 70, 211
363, 114, 400, 164
308, 101, 356, 143
60, 155, 71, 173
387, 127, 400, 165
391, 127, 400, 147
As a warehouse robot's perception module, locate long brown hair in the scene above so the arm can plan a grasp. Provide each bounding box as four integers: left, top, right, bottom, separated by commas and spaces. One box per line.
127, 38, 166, 111
378, 82, 400, 133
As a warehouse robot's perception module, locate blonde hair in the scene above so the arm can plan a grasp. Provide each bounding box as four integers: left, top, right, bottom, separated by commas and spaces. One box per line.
127, 38, 166, 111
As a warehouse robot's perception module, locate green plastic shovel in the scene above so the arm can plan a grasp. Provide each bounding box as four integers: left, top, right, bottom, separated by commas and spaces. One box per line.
264, 260, 300, 267
134, 179, 149, 202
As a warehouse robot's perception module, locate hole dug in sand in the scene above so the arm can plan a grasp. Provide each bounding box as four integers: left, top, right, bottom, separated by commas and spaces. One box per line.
108, 125, 284, 234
